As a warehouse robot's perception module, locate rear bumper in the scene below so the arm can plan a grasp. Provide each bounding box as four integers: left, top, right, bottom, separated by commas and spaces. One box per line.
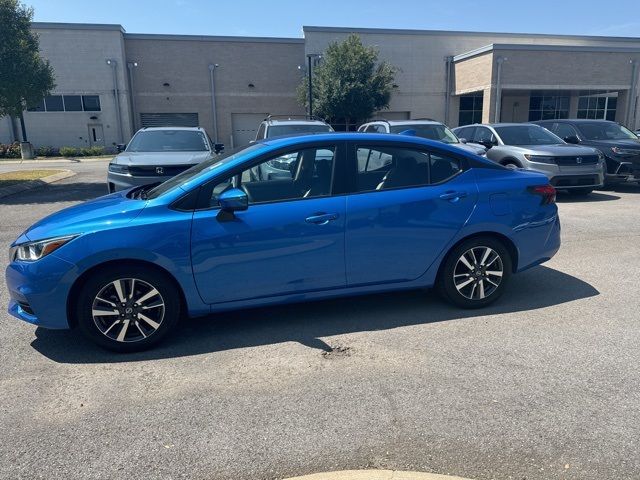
515, 212, 561, 272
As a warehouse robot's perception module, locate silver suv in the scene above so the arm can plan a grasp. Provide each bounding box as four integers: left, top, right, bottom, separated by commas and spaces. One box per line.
251, 116, 334, 180
357, 119, 486, 155
108, 127, 217, 193
454, 123, 605, 196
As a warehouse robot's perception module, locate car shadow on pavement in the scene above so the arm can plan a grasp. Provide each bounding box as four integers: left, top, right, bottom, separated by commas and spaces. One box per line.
0, 182, 102, 205
31, 265, 599, 364
556, 191, 620, 202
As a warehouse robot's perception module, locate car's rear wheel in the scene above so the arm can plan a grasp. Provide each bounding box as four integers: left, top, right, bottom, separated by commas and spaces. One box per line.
566, 188, 593, 196
76, 265, 181, 352
437, 237, 512, 308
502, 161, 520, 169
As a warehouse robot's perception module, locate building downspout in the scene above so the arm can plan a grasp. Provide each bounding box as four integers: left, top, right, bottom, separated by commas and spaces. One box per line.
444, 56, 453, 125
494, 56, 506, 123
106, 59, 123, 143
627, 60, 638, 127
127, 61, 138, 132
208, 64, 219, 143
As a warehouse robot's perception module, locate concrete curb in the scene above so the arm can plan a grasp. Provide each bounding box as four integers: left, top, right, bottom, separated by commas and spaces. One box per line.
0, 169, 77, 199
0, 156, 112, 165
284, 470, 473, 480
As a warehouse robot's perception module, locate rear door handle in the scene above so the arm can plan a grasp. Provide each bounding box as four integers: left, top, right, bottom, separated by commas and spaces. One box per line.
305, 213, 339, 225
439, 191, 468, 201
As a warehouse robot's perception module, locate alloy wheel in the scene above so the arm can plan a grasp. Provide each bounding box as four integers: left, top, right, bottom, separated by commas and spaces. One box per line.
91, 278, 165, 343
453, 246, 504, 300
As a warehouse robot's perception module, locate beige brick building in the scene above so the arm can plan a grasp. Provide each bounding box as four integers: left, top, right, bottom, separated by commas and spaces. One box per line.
1, 23, 639, 149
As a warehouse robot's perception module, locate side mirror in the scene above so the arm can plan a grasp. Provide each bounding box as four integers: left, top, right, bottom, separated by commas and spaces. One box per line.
564, 135, 580, 144
116, 143, 126, 153
458, 138, 468, 144
479, 140, 495, 149
213, 143, 225, 154
218, 188, 248, 213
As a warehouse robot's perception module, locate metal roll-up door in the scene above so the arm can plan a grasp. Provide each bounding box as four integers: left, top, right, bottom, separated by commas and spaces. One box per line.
140, 113, 199, 128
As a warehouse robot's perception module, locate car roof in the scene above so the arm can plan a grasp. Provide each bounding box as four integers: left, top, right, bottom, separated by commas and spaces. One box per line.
136, 126, 205, 132
367, 119, 442, 125
265, 119, 330, 126
534, 119, 617, 124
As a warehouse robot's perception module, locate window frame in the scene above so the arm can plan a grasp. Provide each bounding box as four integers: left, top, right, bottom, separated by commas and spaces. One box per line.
192, 140, 347, 211
345, 141, 468, 195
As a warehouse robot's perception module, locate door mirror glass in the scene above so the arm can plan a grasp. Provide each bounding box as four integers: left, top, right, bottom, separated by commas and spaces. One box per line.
564, 135, 580, 144
218, 188, 248, 212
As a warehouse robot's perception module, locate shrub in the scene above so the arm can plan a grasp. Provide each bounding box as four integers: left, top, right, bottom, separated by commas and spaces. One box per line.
59, 146, 78, 157
86, 146, 105, 156
0, 142, 21, 158
36, 145, 57, 157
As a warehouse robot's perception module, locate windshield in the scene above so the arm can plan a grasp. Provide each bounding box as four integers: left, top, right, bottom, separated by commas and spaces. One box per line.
127, 130, 209, 152
389, 124, 459, 144
145, 144, 265, 199
266, 124, 332, 138
576, 122, 638, 141
494, 125, 563, 146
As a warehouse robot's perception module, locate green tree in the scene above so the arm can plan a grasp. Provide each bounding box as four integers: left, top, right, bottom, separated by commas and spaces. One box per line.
0, 0, 55, 141
298, 34, 397, 130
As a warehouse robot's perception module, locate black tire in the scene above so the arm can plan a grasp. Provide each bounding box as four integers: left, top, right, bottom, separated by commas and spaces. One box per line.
502, 161, 520, 170
437, 236, 512, 309
566, 188, 593, 196
76, 265, 181, 352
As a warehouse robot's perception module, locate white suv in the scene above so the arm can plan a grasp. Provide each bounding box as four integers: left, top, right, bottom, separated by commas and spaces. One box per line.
358, 119, 486, 155
251, 116, 334, 180
254, 115, 334, 141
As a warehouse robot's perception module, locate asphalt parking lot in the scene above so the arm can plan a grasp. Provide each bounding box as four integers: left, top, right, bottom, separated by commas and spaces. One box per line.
0, 160, 639, 480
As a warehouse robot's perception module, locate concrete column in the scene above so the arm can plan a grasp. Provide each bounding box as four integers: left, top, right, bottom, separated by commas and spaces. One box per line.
481, 87, 496, 124
616, 90, 629, 125
568, 93, 579, 118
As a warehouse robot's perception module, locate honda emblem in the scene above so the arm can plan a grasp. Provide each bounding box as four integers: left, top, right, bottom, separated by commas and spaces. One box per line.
576, 157, 582, 164
156, 167, 164, 175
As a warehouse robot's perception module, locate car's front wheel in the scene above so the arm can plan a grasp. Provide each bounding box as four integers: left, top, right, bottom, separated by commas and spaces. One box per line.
437, 237, 512, 308
76, 265, 181, 352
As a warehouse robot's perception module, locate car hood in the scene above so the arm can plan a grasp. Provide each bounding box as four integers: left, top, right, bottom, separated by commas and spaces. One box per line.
503, 144, 600, 155
453, 142, 487, 155
581, 138, 640, 149
20, 189, 147, 243
114, 151, 212, 166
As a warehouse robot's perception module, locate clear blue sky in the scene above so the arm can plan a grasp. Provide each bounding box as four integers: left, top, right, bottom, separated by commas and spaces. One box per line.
25, 0, 640, 38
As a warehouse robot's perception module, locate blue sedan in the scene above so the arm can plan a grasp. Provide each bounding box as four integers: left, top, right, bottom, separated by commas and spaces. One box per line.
6, 133, 561, 352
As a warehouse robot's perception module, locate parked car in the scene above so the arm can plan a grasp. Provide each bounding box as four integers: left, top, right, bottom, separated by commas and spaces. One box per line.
532, 119, 640, 185
358, 119, 487, 155
7, 133, 561, 352
107, 127, 220, 193
251, 115, 334, 180
454, 123, 605, 196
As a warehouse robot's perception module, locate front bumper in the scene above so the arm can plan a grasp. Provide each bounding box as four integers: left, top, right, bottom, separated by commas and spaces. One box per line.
5, 254, 78, 329
549, 173, 604, 189
526, 162, 604, 189
107, 172, 177, 193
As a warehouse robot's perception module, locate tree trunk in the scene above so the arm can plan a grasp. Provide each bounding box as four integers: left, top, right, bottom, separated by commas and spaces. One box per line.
19, 112, 27, 142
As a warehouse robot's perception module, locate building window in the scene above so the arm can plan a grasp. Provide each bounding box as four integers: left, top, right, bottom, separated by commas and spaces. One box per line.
25, 94, 101, 112
458, 93, 483, 126
82, 95, 101, 112
63, 95, 83, 111
528, 91, 569, 121
44, 95, 64, 112
577, 91, 617, 121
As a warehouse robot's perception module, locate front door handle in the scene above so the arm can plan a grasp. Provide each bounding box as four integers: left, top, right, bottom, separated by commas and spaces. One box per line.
439, 191, 468, 202
305, 213, 339, 225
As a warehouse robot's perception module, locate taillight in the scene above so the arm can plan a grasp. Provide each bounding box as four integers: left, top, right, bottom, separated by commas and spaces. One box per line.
528, 185, 556, 205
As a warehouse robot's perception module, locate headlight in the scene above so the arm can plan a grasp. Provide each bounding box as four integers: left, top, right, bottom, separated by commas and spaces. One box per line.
108, 163, 130, 174
524, 154, 555, 164
9, 235, 78, 262
611, 147, 638, 156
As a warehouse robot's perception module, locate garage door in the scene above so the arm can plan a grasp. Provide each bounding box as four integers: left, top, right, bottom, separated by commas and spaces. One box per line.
372, 111, 410, 120
231, 113, 267, 147
140, 113, 199, 128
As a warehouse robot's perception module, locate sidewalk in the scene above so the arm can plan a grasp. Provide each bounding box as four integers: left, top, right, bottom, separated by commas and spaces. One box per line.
285, 471, 473, 480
